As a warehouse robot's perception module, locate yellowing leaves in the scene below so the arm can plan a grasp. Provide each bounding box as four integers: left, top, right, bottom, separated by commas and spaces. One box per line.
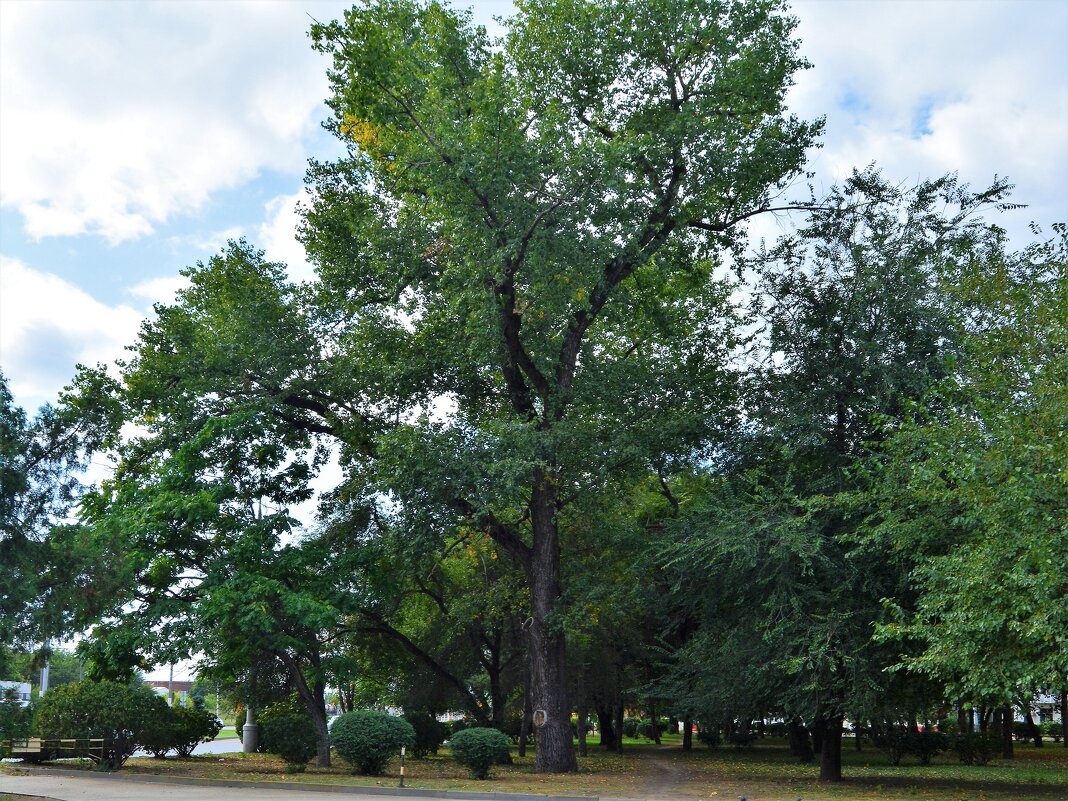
340, 114, 381, 149
340, 114, 394, 171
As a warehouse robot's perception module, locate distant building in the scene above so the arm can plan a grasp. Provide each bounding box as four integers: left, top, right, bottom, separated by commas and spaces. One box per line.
0, 681, 32, 706
143, 679, 194, 707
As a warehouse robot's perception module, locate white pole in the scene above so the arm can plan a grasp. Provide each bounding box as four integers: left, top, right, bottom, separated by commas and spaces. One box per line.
39, 641, 50, 697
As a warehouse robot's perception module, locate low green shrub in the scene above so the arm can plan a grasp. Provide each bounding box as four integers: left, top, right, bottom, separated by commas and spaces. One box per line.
875, 729, 947, 765
953, 732, 998, 765
1040, 720, 1063, 742
0, 688, 34, 755
909, 730, 949, 765
331, 710, 414, 775
696, 726, 721, 747
172, 706, 222, 758
636, 718, 666, 740
875, 730, 909, 766
34, 680, 171, 769
728, 729, 755, 747
140, 705, 178, 758
448, 727, 511, 779
234, 697, 306, 753
403, 712, 448, 757
261, 712, 318, 772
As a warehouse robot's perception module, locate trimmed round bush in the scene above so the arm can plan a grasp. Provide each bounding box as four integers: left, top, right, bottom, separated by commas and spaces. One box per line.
34, 680, 172, 769
953, 732, 998, 765
140, 705, 178, 758
331, 710, 414, 775
448, 727, 511, 779
236, 697, 304, 753
261, 712, 318, 772
172, 706, 223, 758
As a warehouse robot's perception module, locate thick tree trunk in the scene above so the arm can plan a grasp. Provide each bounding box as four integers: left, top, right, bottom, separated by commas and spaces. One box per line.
614, 696, 625, 753
650, 702, 661, 744
526, 477, 577, 772
682, 717, 693, 751
577, 703, 588, 757
812, 717, 825, 755
518, 657, 532, 757
818, 715, 844, 782
597, 704, 617, 751
310, 701, 331, 768
957, 702, 968, 732
1001, 705, 1014, 759
280, 652, 331, 768
1022, 704, 1042, 747
577, 675, 588, 758
487, 631, 506, 730
788, 719, 813, 762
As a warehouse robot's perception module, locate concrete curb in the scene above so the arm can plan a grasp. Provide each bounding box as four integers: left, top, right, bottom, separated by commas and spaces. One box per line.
8, 766, 640, 801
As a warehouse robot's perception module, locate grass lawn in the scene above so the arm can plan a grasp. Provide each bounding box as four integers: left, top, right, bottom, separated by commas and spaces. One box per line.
7, 734, 1067, 801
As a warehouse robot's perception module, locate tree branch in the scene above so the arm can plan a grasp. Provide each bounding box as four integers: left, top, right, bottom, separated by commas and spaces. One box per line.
687, 204, 826, 233
357, 610, 491, 723
452, 497, 531, 568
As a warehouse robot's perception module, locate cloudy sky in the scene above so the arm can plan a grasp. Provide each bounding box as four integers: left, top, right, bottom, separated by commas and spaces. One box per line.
2, 0, 1067, 418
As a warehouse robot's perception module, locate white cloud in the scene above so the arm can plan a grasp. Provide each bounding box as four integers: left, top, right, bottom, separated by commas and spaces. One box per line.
167, 226, 247, 256
788, 0, 1068, 237
0, 255, 144, 412
128, 274, 192, 309
258, 190, 316, 283
0, 1, 345, 243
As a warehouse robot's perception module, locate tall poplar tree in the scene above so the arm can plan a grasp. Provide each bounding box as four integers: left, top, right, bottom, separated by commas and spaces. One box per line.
304, 0, 820, 770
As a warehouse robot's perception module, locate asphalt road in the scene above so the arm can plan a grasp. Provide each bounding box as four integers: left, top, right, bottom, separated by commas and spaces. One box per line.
0, 771, 452, 801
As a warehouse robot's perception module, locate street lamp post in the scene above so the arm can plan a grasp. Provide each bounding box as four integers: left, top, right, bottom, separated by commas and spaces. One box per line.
242, 705, 259, 753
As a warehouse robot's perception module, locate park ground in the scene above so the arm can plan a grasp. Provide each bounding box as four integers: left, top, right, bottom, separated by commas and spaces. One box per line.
4, 733, 1067, 801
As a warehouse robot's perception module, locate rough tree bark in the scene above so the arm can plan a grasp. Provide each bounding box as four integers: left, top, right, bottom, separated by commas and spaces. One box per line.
597, 704, 617, 751
812, 717, 825, 755
525, 476, 578, 772
1001, 705, 1014, 759
788, 719, 813, 763
818, 715, 844, 782
1022, 703, 1043, 747
518, 662, 532, 758
279, 651, 331, 768
576, 666, 588, 758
